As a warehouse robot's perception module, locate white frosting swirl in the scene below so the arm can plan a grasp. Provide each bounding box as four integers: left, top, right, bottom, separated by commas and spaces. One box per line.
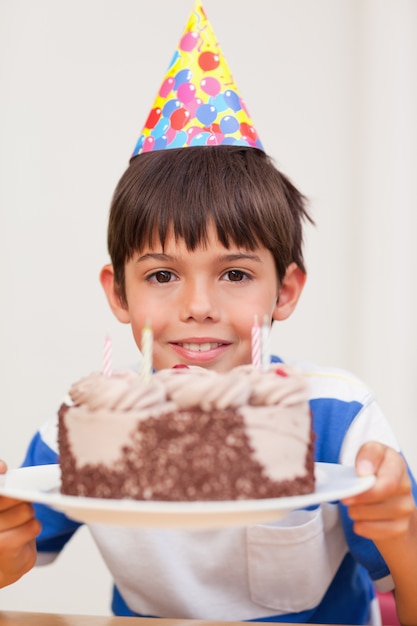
68, 364, 308, 414
69, 370, 174, 415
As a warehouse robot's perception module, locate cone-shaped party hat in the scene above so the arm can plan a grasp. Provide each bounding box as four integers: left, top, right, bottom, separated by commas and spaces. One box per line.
132, 1, 263, 156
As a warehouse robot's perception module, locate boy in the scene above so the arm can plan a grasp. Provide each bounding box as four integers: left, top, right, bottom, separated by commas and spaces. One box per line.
1, 144, 417, 625
1, 3, 417, 624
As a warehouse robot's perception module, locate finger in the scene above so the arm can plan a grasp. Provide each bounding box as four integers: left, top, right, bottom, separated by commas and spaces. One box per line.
347, 493, 415, 522
348, 516, 413, 541
344, 447, 410, 506
0, 460, 7, 474
345, 491, 415, 541
0, 496, 31, 512
0, 536, 39, 588
0, 502, 38, 532
355, 441, 387, 476
0, 517, 41, 553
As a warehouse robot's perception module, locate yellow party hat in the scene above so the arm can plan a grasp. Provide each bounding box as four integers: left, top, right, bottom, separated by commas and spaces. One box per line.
132, 1, 263, 155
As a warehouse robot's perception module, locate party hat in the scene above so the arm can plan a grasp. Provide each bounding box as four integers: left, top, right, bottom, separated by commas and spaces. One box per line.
132, 1, 263, 156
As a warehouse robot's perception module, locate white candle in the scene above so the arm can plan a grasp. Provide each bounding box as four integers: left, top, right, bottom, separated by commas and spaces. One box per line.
261, 314, 271, 371
140, 319, 153, 382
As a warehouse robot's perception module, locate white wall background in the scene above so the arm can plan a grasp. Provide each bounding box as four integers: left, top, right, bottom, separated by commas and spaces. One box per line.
1, 0, 416, 616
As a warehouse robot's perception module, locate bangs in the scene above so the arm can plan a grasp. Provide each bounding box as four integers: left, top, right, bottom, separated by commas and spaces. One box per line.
108, 146, 310, 298
111, 146, 291, 251
132, 153, 280, 254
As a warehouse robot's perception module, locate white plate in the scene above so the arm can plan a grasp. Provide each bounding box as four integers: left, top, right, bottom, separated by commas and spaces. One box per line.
0, 463, 375, 529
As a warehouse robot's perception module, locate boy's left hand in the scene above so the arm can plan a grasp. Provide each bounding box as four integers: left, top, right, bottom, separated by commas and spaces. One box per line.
343, 442, 417, 625
342, 441, 415, 541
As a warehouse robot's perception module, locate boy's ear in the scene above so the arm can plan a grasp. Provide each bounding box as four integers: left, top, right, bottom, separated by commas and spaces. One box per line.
273, 263, 306, 321
99, 264, 131, 324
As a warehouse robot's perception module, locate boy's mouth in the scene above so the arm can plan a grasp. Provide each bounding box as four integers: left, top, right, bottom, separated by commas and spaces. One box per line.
170, 339, 230, 363
178, 342, 223, 352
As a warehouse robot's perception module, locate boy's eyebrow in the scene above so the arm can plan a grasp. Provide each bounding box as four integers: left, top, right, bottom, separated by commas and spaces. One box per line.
136, 253, 173, 263
217, 253, 262, 263
136, 252, 262, 263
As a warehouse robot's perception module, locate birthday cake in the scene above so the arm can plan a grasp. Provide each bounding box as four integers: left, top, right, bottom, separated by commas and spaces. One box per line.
58, 364, 315, 501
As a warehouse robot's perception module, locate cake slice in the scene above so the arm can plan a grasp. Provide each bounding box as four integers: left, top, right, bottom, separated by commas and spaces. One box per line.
58, 364, 315, 501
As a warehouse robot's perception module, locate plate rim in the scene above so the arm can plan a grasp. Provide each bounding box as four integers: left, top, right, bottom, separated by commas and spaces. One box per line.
0, 462, 376, 517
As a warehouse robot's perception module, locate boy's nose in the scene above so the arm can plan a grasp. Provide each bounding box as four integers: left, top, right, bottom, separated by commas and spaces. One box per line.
179, 280, 220, 322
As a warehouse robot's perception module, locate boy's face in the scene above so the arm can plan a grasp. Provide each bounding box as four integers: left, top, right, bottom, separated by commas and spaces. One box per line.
101, 222, 305, 372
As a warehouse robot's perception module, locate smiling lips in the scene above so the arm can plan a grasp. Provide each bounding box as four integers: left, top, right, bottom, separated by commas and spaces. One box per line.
169, 339, 232, 364
179, 341, 224, 352
171, 340, 230, 358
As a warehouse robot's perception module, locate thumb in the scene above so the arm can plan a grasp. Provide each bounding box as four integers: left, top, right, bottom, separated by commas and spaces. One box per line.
355, 441, 385, 476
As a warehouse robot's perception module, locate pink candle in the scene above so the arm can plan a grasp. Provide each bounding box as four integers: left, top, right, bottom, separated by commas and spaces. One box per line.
251, 315, 261, 369
103, 333, 112, 378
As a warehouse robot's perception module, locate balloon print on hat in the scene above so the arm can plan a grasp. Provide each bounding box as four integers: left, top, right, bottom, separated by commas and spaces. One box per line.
132, 1, 263, 156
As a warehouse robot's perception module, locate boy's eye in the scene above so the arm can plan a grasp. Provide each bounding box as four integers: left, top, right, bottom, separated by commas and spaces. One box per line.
149, 270, 174, 283
224, 269, 248, 282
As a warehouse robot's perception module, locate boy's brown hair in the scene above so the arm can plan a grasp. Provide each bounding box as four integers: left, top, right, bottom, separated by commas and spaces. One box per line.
107, 146, 312, 303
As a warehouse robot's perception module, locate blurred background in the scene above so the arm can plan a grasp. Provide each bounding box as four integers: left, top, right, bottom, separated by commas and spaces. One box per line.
1, 0, 416, 616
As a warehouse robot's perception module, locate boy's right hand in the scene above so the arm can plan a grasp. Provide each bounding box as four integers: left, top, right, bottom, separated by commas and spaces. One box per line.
0, 460, 41, 587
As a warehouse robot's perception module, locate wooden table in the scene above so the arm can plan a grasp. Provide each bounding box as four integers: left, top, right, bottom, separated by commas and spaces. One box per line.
0, 614, 357, 626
